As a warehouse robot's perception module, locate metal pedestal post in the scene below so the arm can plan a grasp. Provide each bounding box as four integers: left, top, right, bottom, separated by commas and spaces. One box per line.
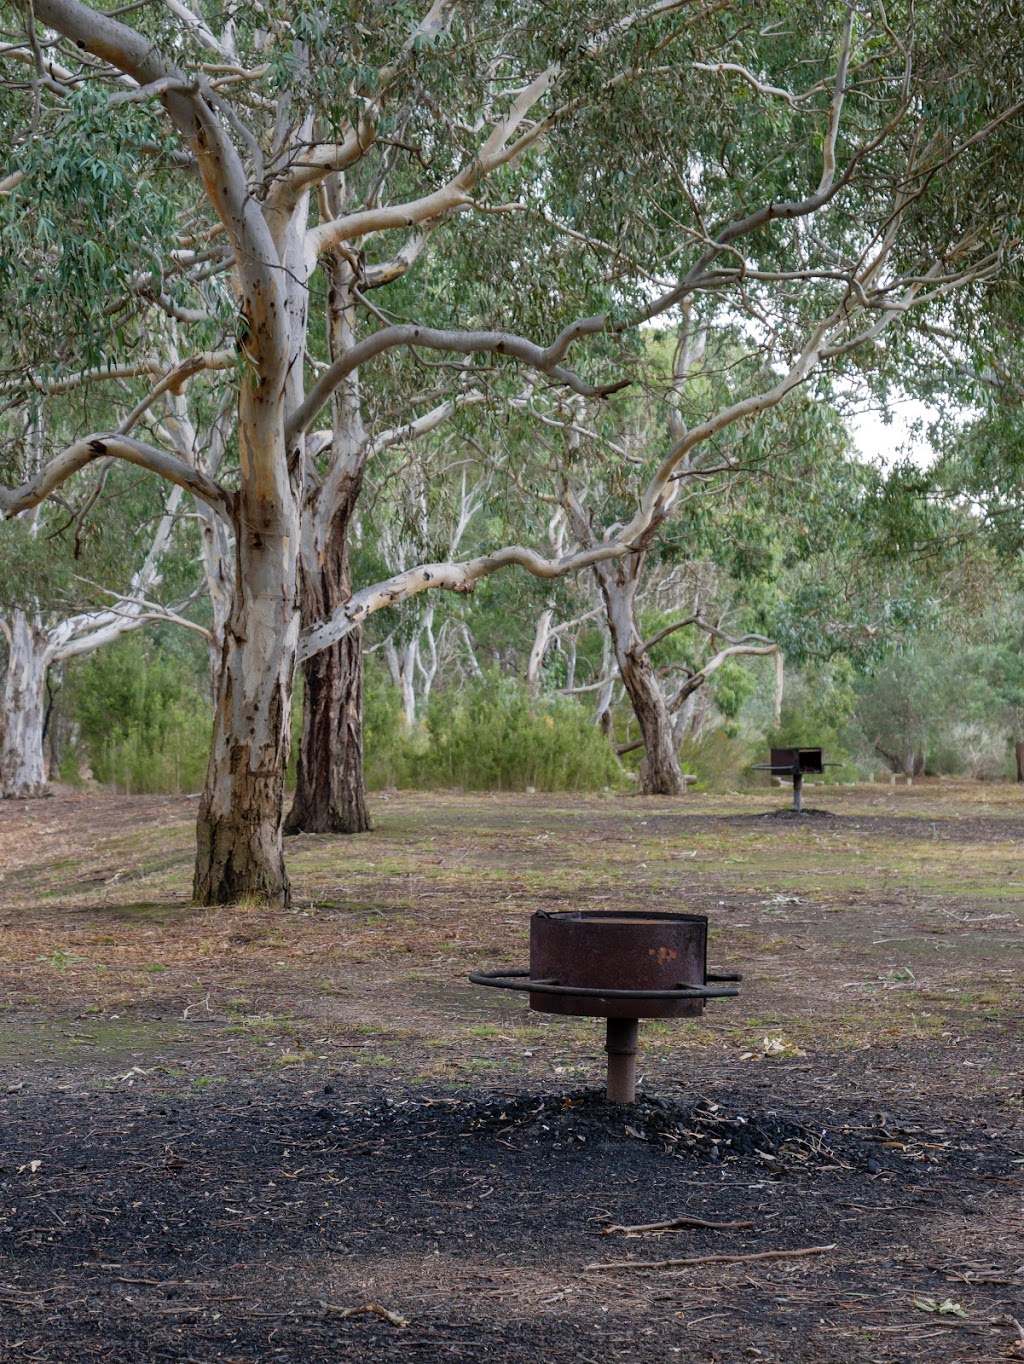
605, 1017, 639, 1104
792, 771, 803, 813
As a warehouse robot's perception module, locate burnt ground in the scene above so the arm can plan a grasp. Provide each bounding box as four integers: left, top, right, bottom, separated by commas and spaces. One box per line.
1, 784, 1023, 1362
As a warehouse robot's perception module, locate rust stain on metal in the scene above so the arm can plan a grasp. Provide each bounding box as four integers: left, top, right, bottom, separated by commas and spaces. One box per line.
529, 910, 708, 1019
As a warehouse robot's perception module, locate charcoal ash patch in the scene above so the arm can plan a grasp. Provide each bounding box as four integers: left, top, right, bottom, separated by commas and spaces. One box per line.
760, 806, 835, 820
3, 1076, 1021, 1364
299, 1086, 970, 1179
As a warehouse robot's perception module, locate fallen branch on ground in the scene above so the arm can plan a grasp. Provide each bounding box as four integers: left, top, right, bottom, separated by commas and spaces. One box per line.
585, 1243, 836, 1272
601, 1215, 755, 1236
321, 1301, 410, 1327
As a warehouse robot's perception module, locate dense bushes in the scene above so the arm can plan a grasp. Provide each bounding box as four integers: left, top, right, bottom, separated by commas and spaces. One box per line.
61, 633, 211, 793
363, 664, 623, 792
43, 623, 1024, 798
422, 673, 623, 791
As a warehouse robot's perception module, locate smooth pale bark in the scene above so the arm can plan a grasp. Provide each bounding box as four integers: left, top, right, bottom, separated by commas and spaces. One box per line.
1, 483, 194, 799
384, 636, 419, 732
193, 456, 299, 905
0, 611, 50, 798
526, 607, 555, 695
195, 496, 233, 698
192, 168, 306, 902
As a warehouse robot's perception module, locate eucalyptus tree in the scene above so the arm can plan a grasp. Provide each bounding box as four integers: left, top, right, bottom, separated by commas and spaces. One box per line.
2, 1, 1022, 905
0, 419, 204, 798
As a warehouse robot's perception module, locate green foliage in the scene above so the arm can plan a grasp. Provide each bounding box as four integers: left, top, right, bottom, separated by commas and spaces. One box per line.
712, 659, 756, 727
361, 657, 415, 790
362, 666, 622, 793
679, 730, 759, 793
847, 639, 991, 778
64, 633, 211, 794
423, 674, 622, 792
0, 86, 191, 378
767, 659, 858, 774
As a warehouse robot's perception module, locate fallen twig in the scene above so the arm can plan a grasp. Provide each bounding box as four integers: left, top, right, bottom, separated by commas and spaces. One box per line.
601, 1215, 754, 1236
585, 1243, 836, 1272
321, 1301, 410, 1327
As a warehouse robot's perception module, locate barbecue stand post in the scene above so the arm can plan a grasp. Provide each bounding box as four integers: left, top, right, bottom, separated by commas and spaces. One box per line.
605, 1017, 639, 1104
792, 766, 803, 814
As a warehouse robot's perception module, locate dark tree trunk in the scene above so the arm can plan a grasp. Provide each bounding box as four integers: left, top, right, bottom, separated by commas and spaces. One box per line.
1014, 737, 1024, 783
285, 526, 371, 835
596, 557, 687, 797
620, 647, 688, 795
285, 244, 373, 836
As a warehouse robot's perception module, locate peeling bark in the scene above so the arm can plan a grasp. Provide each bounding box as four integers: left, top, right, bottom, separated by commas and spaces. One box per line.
285, 533, 371, 836
286, 250, 371, 836
596, 559, 687, 797
194, 510, 298, 906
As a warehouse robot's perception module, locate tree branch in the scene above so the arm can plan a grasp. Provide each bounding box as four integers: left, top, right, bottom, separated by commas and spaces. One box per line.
299, 539, 632, 662
285, 316, 626, 444
0, 434, 234, 524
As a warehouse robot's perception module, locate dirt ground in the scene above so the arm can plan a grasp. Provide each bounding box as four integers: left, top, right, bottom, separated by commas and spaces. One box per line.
1, 782, 1022, 1363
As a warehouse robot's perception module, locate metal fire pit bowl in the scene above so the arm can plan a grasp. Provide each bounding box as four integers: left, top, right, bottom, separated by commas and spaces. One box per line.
469, 910, 740, 1104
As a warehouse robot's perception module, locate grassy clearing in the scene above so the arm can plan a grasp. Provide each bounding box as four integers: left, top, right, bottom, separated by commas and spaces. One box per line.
0, 782, 1020, 1100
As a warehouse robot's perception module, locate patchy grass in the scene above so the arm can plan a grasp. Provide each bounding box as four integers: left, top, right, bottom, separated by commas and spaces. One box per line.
0, 783, 1021, 1105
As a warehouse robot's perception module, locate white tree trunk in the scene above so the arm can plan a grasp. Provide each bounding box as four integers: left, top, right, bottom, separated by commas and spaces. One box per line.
385, 637, 419, 731
0, 611, 51, 798
527, 606, 555, 695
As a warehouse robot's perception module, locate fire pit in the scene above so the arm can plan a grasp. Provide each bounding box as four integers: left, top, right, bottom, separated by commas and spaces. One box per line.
752, 746, 840, 813
469, 910, 740, 1104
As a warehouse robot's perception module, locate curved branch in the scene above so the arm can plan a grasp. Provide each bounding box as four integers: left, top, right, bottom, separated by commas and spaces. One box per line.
286, 316, 625, 443
668, 643, 780, 712
642, 614, 775, 654
299, 539, 632, 662
0, 434, 234, 524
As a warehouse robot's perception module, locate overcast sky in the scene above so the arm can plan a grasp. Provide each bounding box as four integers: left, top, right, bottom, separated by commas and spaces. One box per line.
847, 395, 939, 470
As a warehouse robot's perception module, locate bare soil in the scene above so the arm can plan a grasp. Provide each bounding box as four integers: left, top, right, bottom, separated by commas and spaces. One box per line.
1, 783, 1022, 1363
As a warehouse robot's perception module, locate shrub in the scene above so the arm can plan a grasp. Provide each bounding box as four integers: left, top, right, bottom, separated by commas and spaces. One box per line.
679, 730, 760, 792
65, 633, 212, 793
394, 673, 623, 792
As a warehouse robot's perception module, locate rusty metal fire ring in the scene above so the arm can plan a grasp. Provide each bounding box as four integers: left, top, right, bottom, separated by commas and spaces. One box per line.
468, 967, 742, 1000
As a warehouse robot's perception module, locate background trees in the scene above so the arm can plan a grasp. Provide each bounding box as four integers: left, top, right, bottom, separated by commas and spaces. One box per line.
2, 0, 1023, 905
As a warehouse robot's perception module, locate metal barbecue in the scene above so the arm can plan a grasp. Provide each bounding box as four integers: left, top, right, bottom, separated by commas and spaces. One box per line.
469, 910, 740, 1104
752, 746, 841, 813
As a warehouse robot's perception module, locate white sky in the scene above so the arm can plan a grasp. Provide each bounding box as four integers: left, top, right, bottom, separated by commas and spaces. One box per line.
847, 396, 940, 470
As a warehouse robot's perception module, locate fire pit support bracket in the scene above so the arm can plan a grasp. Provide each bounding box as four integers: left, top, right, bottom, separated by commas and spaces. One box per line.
605, 1017, 639, 1104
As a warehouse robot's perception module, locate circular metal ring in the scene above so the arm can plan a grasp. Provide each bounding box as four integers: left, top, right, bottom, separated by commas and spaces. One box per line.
467, 967, 740, 1001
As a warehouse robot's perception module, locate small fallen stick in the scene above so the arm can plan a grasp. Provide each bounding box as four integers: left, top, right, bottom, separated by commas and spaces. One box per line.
601, 1216, 755, 1237
321, 1301, 410, 1327
585, 1243, 836, 1272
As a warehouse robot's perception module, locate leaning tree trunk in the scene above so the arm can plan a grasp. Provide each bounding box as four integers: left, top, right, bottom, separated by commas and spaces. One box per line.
285, 526, 371, 835
597, 560, 687, 797
620, 647, 688, 795
0, 610, 51, 799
